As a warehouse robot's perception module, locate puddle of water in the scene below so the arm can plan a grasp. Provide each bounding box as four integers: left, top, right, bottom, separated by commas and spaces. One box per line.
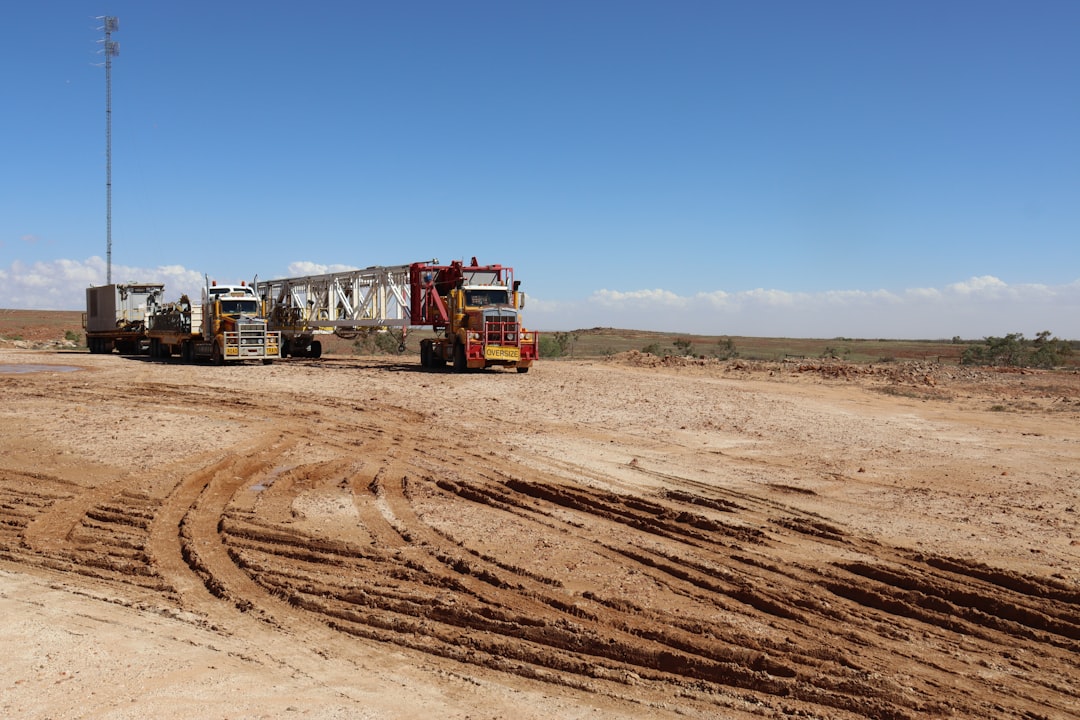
251, 464, 291, 493
0, 364, 82, 375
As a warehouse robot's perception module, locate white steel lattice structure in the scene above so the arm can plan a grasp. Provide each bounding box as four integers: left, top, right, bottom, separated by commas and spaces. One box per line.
257, 264, 420, 332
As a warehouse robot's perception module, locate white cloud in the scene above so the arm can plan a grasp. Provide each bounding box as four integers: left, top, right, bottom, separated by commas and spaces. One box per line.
0, 257, 205, 310
593, 288, 686, 306
947, 275, 1008, 295
284, 261, 360, 277
525, 276, 1080, 339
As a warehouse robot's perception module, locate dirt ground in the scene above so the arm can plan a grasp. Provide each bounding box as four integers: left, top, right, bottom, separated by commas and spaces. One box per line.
1, 345, 1078, 719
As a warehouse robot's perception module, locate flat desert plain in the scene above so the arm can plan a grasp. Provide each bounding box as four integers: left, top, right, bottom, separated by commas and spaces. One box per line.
1, 347, 1078, 719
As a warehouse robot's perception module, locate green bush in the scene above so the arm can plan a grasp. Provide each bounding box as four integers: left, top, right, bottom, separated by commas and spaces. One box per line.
673, 338, 694, 355
713, 338, 738, 360
961, 331, 1072, 368
539, 335, 564, 358
539, 332, 577, 358
351, 329, 405, 355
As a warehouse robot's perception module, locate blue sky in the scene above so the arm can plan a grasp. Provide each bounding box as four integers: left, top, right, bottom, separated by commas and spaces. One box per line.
2, 1, 1078, 338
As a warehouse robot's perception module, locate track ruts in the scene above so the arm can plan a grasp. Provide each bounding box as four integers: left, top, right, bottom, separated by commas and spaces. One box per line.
2, 371, 1077, 719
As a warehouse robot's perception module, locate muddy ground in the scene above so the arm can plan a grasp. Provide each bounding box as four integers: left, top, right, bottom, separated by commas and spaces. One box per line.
1, 347, 1078, 719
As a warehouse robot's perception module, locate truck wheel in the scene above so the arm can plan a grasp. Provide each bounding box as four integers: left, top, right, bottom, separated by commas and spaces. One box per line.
310, 340, 322, 359
182, 341, 194, 363
516, 366, 530, 374
420, 341, 431, 368
453, 341, 467, 373
211, 342, 224, 366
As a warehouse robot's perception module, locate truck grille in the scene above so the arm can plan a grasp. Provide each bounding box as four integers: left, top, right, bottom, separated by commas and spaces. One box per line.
482, 310, 520, 345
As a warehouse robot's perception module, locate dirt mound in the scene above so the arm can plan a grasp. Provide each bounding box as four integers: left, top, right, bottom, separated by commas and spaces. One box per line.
605, 349, 727, 368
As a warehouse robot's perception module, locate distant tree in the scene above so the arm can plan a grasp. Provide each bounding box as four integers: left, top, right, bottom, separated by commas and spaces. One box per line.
540, 332, 577, 358
713, 338, 738, 360
673, 338, 694, 355
961, 331, 1072, 368
539, 335, 563, 358
1029, 330, 1072, 368
641, 342, 662, 356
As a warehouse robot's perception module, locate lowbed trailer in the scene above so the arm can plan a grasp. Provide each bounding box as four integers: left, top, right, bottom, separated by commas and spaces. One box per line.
257, 257, 537, 372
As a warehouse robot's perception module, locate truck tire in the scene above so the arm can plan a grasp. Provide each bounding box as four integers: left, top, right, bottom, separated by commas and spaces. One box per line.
516, 366, 529, 374
182, 341, 194, 364
420, 341, 432, 368
453, 341, 467, 373
310, 340, 322, 359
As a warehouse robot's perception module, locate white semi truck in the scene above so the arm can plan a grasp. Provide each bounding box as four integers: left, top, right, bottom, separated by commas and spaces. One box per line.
146, 281, 280, 364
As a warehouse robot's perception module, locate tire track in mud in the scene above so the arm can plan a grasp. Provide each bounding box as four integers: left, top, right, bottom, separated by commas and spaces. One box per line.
0, 470, 171, 594
4, 363, 1079, 719
209, 438, 1078, 719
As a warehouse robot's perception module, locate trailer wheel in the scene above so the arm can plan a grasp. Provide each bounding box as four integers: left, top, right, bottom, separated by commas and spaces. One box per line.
181, 341, 194, 363
310, 340, 322, 359
516, 366, 530, 374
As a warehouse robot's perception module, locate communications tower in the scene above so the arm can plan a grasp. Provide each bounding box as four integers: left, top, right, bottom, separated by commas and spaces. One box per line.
100, 16, 120, 284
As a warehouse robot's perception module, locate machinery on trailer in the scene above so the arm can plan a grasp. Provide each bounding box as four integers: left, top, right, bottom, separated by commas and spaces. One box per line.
257, 257, 537, 372
84, 282, 164, 354
146, 281, 280, 364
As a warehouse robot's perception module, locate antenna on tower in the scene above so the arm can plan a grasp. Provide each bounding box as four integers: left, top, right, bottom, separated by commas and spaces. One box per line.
98, 16, 120, 285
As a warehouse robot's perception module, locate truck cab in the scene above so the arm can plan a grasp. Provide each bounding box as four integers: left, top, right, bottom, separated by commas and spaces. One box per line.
202, 282, 278, 363
412, 259, 537, 373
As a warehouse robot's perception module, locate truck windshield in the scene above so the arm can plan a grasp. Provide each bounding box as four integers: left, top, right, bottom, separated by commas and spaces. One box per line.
464, 289, 509, 307
219, 300, 259, 315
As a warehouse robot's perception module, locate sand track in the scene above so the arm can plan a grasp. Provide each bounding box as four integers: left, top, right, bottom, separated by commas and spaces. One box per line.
1, 350, 1079, 718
